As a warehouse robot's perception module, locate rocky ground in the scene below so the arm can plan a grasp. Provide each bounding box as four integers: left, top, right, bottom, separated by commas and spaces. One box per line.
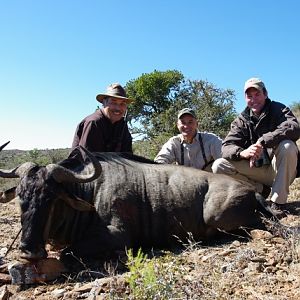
1, 183, 300, 299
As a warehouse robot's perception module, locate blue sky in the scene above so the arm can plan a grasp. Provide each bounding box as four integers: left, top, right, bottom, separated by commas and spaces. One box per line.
1, 0, 299, 150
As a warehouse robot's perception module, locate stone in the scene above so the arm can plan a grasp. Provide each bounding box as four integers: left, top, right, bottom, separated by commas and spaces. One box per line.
8, 258, 67, 284
0, 248, 8, 257
246, 262, 263, 272
0, 263, 8, 273
51, 288, 66, 298
0, 285, 12, 300
73, 282, 94, 293
230, 240, 241, 247
250, 229, 273, 240
0, 273, 11, 284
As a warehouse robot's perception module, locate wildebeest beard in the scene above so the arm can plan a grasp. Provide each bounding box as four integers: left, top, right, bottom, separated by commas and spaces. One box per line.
16, 165, 98, 260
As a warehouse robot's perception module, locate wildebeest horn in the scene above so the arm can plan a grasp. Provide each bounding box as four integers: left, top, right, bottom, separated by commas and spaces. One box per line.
0, 186, 17, 203
0, 162, 37, 203
46, 146, 102, 183
0, 141, 10, 151
0, 162, 37, 178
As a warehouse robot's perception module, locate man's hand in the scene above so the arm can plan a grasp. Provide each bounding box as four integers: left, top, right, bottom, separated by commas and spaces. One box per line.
239, 142, 263, 168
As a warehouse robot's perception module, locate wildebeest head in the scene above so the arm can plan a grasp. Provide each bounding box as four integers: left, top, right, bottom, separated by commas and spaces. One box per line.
0, 147, 101, 260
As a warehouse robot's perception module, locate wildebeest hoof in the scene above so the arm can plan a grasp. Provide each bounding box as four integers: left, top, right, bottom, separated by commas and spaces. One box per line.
20, 249, 47, 261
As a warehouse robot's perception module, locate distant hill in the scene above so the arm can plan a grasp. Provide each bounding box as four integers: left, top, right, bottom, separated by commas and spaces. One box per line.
0, 148, 71, 169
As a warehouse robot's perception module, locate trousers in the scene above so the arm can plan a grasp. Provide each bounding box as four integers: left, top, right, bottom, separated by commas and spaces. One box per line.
212, 140, 298, 204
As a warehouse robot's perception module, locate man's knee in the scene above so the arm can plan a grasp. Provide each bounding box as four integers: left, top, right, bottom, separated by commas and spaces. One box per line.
277, 140, 298, 156
211, 158, 228, 174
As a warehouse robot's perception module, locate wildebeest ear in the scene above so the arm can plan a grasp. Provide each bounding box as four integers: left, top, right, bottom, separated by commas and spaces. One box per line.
59, 191, 95, 212
0, 186, 16, 203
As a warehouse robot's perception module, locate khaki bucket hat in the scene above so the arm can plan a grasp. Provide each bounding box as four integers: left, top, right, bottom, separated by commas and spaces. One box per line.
96, 83, 134, 103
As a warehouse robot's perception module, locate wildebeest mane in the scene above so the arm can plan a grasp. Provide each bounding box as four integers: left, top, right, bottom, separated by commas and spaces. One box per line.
59, 148, 156, 172
90, 152, 157, 171
94, 152, 156, 164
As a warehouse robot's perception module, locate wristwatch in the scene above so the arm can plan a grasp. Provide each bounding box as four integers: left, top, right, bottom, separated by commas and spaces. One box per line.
236, 149, 242, 160
257, 138, 266, 146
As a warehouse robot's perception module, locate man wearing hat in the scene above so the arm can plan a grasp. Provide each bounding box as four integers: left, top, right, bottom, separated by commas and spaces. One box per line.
212, 77, 300, 212
154, 108, 222, 171
71, 83, 133, 154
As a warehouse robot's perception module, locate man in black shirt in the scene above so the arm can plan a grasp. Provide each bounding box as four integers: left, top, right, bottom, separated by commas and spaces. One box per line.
72, 83, 134, 153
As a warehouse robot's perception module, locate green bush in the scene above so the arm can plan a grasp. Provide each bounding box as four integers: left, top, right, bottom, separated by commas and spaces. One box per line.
125, 248, 186, 299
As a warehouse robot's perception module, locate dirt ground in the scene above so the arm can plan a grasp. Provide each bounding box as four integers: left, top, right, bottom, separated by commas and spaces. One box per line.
1, 182, 300, 299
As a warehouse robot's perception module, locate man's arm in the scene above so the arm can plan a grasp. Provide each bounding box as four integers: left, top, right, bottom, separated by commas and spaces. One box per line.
154, 138, 178, 164
258, 104, 300, 148
221, 117, 250, 160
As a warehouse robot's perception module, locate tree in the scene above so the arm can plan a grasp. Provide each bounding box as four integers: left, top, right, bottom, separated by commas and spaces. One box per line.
126, 70, 237, 159
290, 101, 300, 121
125, 69, 184, 137
178, 79, 236, 138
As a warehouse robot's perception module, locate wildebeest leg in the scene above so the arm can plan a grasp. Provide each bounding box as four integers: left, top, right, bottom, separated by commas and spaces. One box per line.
255, 193, 280, 220
60, 225, 132, 262
203, 190, 260, 236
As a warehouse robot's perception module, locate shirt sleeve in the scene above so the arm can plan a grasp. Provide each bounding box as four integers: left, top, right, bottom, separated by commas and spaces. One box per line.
209, 134, 223, 160
71, 121, 83, 150
77, 120, 105, 153
259, 104, 300, 147
154, 137, 178, 164
221, 118, 249, 160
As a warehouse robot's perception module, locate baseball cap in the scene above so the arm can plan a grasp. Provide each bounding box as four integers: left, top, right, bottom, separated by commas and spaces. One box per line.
244, 78, 266, 93
177, 108, 197, 119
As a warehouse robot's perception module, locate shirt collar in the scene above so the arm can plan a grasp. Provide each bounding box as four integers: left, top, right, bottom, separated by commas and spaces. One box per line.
179, 131, 199, 144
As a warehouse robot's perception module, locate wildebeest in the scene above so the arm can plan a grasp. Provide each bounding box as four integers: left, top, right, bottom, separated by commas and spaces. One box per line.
0, 147, 278, 261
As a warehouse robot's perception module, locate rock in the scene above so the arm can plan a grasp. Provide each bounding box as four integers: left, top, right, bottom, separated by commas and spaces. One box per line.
8, 258, 67, 284
264, 266, 277, 273
51, 288, 66, 298
73, 282, 94, 293
201, 253, 216, 262
0, 248, 8, 257
283, 254, 293, 264
246, 262, 263, 273
0, 285, 12, 300
62, 291, 81, 299
230, 240, 241, 248
33, 286, 48, 296
73, 276, 125, 294
219, 249, 236, 256
250, 256, 267, 263
220, 264, 228, 273
0, 273, 11, 284
271, 237, 286, 244
250, 229, 273, 240
0, 263, 8, 273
